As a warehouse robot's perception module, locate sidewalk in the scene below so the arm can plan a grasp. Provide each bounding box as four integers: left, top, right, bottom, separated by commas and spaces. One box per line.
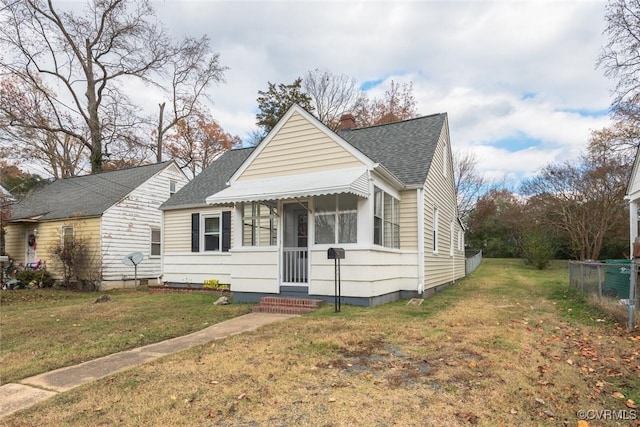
0, 312, 297, 419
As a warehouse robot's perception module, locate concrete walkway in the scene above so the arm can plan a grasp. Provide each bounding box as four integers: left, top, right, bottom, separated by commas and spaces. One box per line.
0, 312, 297, 419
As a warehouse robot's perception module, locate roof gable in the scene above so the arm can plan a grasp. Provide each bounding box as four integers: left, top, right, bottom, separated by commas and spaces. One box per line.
339, 113, 447, 187
233, 105, 373, 182
9, 162, 175, 221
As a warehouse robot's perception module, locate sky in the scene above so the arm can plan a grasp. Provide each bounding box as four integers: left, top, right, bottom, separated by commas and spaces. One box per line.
78, 1, 617, 185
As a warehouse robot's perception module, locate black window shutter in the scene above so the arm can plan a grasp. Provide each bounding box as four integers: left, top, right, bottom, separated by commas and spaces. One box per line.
191, 213, 200, 252
222, 211, 231, 252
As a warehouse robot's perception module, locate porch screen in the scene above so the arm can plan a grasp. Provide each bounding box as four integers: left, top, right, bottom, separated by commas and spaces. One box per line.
314, 194, 357, 244
242, 202, 277, 246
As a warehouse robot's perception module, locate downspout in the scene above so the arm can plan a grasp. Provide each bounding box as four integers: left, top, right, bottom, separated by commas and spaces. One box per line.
629, 199, 638, 259
417, 188, 425, 294
159, 209, 165, 285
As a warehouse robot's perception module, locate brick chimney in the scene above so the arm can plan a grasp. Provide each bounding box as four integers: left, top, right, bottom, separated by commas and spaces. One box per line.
339, 113, 356, 130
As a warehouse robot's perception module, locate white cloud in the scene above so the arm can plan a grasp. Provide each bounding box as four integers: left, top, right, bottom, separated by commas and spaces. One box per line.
150, 1, 616, 183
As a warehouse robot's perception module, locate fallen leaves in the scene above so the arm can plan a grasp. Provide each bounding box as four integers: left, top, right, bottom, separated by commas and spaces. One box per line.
612, 391, 626, 399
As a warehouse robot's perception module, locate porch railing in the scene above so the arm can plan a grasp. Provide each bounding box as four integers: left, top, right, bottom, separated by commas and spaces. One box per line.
283, 247, 308, 284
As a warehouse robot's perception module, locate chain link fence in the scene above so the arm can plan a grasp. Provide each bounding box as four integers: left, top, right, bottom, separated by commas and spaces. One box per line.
568, 260, 639, 329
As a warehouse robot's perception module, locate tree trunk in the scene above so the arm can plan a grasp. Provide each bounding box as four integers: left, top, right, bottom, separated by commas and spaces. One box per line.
85, 39, 102, 174
157, 102, 165, 163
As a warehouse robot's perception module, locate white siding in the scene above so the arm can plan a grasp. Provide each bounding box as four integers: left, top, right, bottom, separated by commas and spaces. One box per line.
237, 111, 364, 181
399, 189, 418, 250
423, 122, 466, 290
101, 163, 188, 281
162, 205, 235, 285
309, 248, 418, 298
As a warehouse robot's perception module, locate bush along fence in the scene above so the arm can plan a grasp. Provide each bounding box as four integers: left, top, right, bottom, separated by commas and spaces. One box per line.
568, 260, 639, 329
465, 250, 483, 275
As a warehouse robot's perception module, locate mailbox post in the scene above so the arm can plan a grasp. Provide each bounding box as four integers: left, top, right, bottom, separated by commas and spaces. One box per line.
327, 248, 345, 312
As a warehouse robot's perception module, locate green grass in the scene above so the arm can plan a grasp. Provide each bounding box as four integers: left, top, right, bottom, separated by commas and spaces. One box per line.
0, 288, 251, 384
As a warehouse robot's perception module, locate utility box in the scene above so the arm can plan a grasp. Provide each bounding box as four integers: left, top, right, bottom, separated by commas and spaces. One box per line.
604, 259, 631, 299
327, 247, 345, 260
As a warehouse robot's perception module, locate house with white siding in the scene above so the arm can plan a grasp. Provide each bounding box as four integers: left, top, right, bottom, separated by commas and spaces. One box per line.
160, 105, 466, 306
5, 161, 188, 288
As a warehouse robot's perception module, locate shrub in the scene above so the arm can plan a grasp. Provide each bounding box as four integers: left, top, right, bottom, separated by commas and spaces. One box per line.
203, 279, 219, 289
521, 229, 555, 270
15, 269, 55, 288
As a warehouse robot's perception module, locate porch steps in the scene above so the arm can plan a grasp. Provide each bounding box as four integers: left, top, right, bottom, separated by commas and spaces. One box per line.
252, 297, 324, 315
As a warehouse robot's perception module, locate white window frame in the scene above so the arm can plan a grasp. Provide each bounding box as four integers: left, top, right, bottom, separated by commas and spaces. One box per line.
169, 180, 177, 196
373, 187, 400, 249
150, 227, 161, 258
201, 213, 222, 252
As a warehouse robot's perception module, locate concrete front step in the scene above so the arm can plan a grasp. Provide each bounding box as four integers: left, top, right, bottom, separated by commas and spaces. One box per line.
252, 297, 324, 315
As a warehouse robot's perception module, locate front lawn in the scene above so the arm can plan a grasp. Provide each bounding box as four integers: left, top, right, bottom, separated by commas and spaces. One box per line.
2, 259, 639, 426
0, 289, 251, 384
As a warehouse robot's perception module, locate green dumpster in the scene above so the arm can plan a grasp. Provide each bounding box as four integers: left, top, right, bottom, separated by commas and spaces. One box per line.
603, 259, 631, 299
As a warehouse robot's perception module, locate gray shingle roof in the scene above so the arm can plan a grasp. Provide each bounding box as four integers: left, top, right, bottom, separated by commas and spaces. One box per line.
160, 148, 255, 210
338, 113, 446, 186
9, 162, 173, 221
162, 113, 446, 210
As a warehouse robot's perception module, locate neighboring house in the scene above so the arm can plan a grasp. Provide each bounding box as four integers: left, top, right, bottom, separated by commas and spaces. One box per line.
627, 147, 640, 256
0, 184, 13, 200
5, 161, 188, 288
160, 105, 466, 306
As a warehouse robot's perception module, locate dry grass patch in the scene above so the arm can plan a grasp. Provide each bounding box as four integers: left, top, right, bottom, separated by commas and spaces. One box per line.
3, 259, 640, 426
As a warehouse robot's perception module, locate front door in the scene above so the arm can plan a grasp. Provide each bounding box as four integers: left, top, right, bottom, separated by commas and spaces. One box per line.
282, 203, 308, 285
25, 229, 37, 265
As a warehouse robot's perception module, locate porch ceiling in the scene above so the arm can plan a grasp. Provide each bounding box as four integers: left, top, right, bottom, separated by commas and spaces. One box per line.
205, 167, 370, 205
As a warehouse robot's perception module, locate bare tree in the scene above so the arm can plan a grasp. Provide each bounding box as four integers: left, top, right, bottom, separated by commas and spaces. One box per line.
303, 69, 366, 131
596, 0, 640, 150
0, 76, 85, 177
155, 36, 227, 162
520, 143, 629, 260
453, 149, 486, 225
0, 0, 217, 173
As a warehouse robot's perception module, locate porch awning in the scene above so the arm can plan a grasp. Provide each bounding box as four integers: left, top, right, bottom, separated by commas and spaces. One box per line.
205, 167, 370, 205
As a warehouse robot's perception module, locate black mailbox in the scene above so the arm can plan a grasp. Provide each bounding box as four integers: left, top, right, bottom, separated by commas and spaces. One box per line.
327, 247, 345, 259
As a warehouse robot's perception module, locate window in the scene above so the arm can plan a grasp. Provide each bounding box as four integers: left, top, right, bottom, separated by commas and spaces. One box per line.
458, 229, 463, 251
314, 194, 357, 244
169, 180, 177, 196
62, 226, 74, 250
433, 207, 439, 254
242, 202, 278, 246
191, 212, 230, 253
374, 187, 400, 248
150, 227, 161, 257
203, 214, 221, 251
